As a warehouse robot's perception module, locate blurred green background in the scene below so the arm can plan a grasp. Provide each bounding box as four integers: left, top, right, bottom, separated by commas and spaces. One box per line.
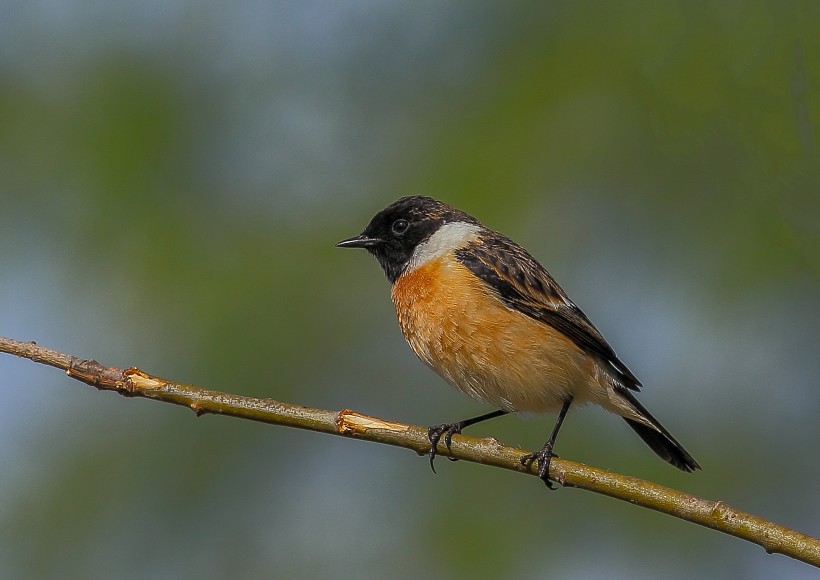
1, 2, 818, 579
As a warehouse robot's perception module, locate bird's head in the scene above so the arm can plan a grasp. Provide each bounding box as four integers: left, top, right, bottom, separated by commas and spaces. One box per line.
337, 196, 480, 283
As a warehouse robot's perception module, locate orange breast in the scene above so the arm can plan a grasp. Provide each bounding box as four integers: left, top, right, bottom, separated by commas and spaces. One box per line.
391, 255, 600, 413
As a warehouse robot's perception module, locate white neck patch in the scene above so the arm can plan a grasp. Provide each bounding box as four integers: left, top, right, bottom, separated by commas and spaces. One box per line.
408, 221, 481, 270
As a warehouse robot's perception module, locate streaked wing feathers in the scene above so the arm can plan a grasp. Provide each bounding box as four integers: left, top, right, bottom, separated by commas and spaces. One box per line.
455, 233, 642, 391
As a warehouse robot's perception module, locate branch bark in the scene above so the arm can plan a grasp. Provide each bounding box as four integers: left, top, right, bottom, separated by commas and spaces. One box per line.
2, 336, 818, 568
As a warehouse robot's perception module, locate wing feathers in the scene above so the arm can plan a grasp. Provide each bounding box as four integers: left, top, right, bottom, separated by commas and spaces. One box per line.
455, 233, 642, 391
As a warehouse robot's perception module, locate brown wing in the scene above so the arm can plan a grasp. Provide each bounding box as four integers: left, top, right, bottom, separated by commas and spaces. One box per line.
455, 232, 642, 391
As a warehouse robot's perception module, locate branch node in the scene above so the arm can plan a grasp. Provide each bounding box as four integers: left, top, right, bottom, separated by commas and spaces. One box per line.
66, 357, 109, 389
123, 367, 164, 395
336, 409, 407, 436
711, 500, 730, 520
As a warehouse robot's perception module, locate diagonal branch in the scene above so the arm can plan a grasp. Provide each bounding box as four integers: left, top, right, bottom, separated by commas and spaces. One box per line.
1, 336, 818, 568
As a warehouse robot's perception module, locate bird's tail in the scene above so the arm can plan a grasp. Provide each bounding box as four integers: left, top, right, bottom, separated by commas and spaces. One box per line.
619, 390, 701, 472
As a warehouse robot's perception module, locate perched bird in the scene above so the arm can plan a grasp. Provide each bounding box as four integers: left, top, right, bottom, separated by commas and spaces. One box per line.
337, 196, 699, 487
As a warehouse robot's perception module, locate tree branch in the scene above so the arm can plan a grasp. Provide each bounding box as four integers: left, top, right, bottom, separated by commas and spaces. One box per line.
1, 336, 818, 568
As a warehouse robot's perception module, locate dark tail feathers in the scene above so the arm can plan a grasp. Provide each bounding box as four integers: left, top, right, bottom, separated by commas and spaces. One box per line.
620, 391, 701, 472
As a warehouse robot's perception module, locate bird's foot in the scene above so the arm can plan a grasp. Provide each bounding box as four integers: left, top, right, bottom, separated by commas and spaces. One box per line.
426, 422, 464, 473
520, 444, 559, 490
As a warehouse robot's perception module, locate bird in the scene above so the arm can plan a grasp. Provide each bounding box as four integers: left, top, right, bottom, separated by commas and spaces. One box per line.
336, 195, 700, 487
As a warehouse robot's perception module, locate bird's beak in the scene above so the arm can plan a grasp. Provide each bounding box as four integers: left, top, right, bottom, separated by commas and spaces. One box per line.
336, 234, 381, 249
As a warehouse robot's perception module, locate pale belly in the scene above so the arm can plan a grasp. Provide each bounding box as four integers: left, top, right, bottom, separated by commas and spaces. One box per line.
391, 257, 606, 414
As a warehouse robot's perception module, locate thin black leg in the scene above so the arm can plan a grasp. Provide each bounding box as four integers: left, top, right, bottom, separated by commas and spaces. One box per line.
427, 409, 508, 472
520, 396, 574, 489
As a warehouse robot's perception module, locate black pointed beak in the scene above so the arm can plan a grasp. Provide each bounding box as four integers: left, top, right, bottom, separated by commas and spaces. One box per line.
336, 234, 381, 249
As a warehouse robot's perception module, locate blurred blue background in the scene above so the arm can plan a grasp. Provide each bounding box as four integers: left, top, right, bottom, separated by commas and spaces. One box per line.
1, 2, 818, 579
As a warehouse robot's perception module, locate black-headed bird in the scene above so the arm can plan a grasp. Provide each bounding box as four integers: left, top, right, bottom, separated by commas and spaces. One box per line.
338, 196, 699, 487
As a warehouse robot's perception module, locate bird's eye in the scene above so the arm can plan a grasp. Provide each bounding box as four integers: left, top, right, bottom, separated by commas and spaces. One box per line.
391, 219, 410, 235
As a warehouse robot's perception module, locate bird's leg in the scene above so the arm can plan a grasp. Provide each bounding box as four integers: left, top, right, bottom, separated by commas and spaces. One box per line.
520, 396, 574, 490
427, 409, 507, 473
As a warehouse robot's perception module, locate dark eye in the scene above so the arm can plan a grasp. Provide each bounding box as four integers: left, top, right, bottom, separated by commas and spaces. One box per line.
391, 219, 409, 235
